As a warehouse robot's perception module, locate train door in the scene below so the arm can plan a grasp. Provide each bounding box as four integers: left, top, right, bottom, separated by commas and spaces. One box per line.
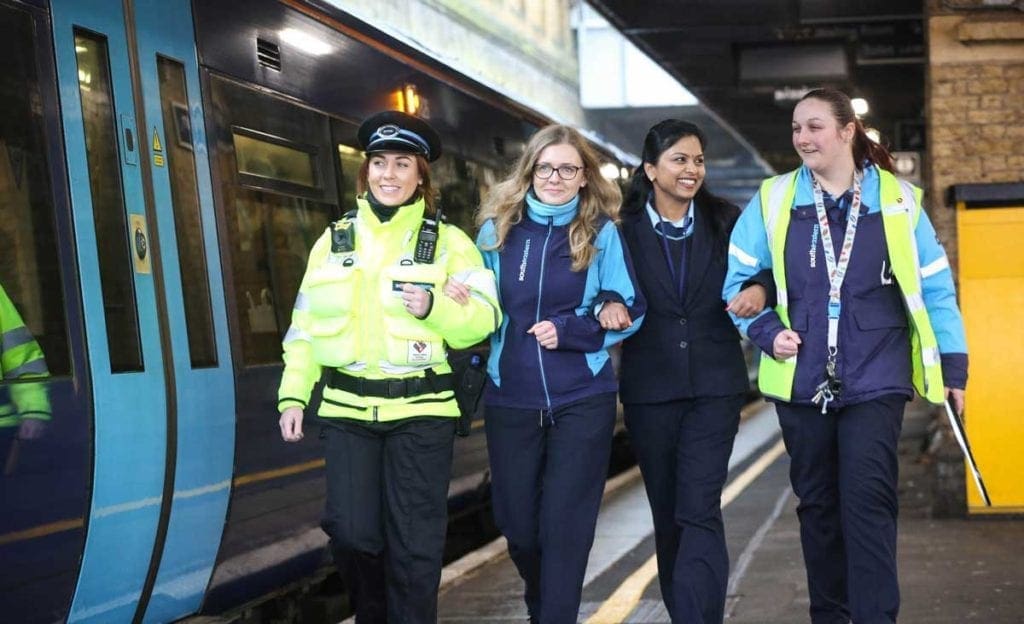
49, 0, 235, 621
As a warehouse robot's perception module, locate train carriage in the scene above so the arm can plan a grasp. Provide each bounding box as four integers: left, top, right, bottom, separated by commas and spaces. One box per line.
0, 0, 640, 622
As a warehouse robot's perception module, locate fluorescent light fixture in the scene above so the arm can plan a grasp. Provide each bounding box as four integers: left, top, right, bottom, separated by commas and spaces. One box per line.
851, 98, 869, 116
866, 128, 881, 143
279, 28, 332, 56
599, 162, 620, 180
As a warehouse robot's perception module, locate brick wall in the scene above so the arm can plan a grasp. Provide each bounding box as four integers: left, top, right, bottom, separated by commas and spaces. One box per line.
926, 3, 1024, 272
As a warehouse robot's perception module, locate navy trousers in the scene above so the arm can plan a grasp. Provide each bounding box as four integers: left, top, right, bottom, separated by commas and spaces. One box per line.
321, 416, 455, 624
624, 395, 742, 624
485, 392, 617, 624
776, 394, 906, 624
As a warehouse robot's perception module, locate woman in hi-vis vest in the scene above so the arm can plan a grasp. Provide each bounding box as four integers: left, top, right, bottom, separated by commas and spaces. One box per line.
724, 88, 968, 624
277, 111, 500, 624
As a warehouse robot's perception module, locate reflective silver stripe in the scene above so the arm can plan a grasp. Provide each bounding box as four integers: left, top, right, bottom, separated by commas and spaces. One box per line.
920, 256, 950, 278
378, 361, 438, 375
777, 288, 788, 308
452, 268, 499, 304
342, 361, 368, 372
728, 243, 758, 267
1, 326, 35, 352
293, 292, 309, 312
922, 347, 940, 366
282, 325, 311, 344
6, 360, 48, 378
897, 180, 919, 219
906, 292, 925, 314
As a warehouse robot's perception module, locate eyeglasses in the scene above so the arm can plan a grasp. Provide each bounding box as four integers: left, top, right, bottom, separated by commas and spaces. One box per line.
533, 163, 583, 180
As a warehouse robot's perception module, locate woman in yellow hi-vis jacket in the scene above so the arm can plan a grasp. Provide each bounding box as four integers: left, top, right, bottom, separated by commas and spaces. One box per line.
277, 111, 500, 624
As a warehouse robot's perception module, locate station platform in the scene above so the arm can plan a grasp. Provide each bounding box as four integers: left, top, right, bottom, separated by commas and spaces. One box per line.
431, 400, 1024, 623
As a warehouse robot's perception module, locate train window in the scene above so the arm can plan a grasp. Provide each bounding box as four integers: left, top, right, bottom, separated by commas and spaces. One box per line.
228, 192, 332, 365
206, 76, 338, 365
156, 56, 217, 368
74, 31, 144, 373
335, 142, 362, 216
0, 4, 70, 378
232, 128, 319, 192
433, 155, 497, 236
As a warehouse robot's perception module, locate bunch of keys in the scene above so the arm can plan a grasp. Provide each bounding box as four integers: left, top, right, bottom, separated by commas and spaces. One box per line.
812, 358, 843, 413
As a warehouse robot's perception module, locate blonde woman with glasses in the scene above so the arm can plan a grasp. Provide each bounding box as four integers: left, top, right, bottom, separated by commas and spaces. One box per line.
445, 124, 645, 623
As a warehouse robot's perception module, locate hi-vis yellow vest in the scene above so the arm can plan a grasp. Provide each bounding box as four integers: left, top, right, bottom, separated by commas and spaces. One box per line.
757, 167, 945, 404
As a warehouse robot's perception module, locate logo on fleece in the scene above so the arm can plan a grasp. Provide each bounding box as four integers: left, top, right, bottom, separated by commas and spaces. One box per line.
408, 340, 431, 363
518, 238, 531, 282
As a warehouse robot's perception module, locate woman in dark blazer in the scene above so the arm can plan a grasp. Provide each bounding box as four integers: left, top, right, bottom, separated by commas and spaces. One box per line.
598, 119, 770, 623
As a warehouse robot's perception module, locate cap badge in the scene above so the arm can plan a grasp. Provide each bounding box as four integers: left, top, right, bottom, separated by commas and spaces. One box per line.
377, 124, 400, 137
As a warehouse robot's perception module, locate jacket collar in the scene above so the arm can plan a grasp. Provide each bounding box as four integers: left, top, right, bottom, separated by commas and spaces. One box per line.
525, 189, 579, 226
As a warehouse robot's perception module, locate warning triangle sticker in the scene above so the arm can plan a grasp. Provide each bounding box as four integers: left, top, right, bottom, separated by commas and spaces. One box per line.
152, 129, 163, 153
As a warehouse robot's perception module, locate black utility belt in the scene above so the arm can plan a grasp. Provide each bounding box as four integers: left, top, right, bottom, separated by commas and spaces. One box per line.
328, 370, 454, 399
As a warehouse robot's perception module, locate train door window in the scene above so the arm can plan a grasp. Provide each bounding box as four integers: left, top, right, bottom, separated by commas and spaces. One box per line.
73, 30, 143, 372
0, 3, 70, 382
155, 56, 217, 368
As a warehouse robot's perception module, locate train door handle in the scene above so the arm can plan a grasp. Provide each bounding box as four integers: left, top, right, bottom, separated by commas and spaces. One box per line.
120, 113, 138, 166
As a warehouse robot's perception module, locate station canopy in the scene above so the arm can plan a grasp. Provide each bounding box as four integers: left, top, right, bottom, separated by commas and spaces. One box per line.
587, 0, 926, 175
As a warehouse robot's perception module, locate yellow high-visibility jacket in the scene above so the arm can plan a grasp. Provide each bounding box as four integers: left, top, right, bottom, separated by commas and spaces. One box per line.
0, 283, 51, 428
277, 196, 500, 421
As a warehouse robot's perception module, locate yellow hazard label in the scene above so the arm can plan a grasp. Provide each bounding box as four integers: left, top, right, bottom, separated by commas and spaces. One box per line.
152, 129, 163, 153
153, 154, 165, 167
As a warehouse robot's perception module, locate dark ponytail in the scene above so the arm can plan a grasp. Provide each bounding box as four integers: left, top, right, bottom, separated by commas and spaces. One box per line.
800, 88, 894, 172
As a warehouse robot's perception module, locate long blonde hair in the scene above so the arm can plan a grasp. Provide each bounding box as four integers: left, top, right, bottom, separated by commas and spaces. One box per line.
476, 125, 622, 271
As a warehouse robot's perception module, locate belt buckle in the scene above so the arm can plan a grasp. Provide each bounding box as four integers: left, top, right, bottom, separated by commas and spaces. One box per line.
386, 379, 406, 399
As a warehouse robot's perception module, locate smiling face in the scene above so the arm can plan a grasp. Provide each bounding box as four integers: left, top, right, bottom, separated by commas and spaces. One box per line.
366, 152, 422, 206
791, 97, 855, 175
644, 134, 705, 210
532, 143, 586, 205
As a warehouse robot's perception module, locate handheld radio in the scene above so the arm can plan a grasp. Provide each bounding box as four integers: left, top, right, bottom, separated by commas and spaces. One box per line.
414, 209, 442, 264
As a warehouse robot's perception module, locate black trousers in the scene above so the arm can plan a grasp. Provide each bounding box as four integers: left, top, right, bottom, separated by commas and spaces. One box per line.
624, 394, 743, 624
485, 392, 617, 624
776, 394, 906, 624
321, 416, 456, 624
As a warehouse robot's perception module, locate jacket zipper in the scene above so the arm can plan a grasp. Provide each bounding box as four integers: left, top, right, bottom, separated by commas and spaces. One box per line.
534, 217, 554, 420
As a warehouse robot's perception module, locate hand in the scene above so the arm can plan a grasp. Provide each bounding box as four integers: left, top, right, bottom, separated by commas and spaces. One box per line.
279, 406, 305, 442
442, 278, 471, 306
598, 302, 632, 331
946, 387, 966, 417
17, 418, 48, 440
772, 329, 802, 360
726, 284, 768, 318
527, 320, 559, 350
401, 283, 432, 318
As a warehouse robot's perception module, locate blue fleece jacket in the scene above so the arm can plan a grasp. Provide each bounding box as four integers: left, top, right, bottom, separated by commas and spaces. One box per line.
478, 192, 646, 410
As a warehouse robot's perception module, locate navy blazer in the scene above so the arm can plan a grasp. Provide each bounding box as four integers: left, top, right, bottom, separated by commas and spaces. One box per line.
618, 203, 752, 403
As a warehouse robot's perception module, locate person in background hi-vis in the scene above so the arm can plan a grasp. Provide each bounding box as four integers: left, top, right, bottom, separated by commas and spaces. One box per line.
0, 282, 51, 472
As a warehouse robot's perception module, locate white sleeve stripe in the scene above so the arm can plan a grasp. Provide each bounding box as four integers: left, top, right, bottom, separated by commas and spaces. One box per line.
729, 243, 759, 268
283, 325, 311, 344
920, 256, 950, 278
293, 292, 309, 312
